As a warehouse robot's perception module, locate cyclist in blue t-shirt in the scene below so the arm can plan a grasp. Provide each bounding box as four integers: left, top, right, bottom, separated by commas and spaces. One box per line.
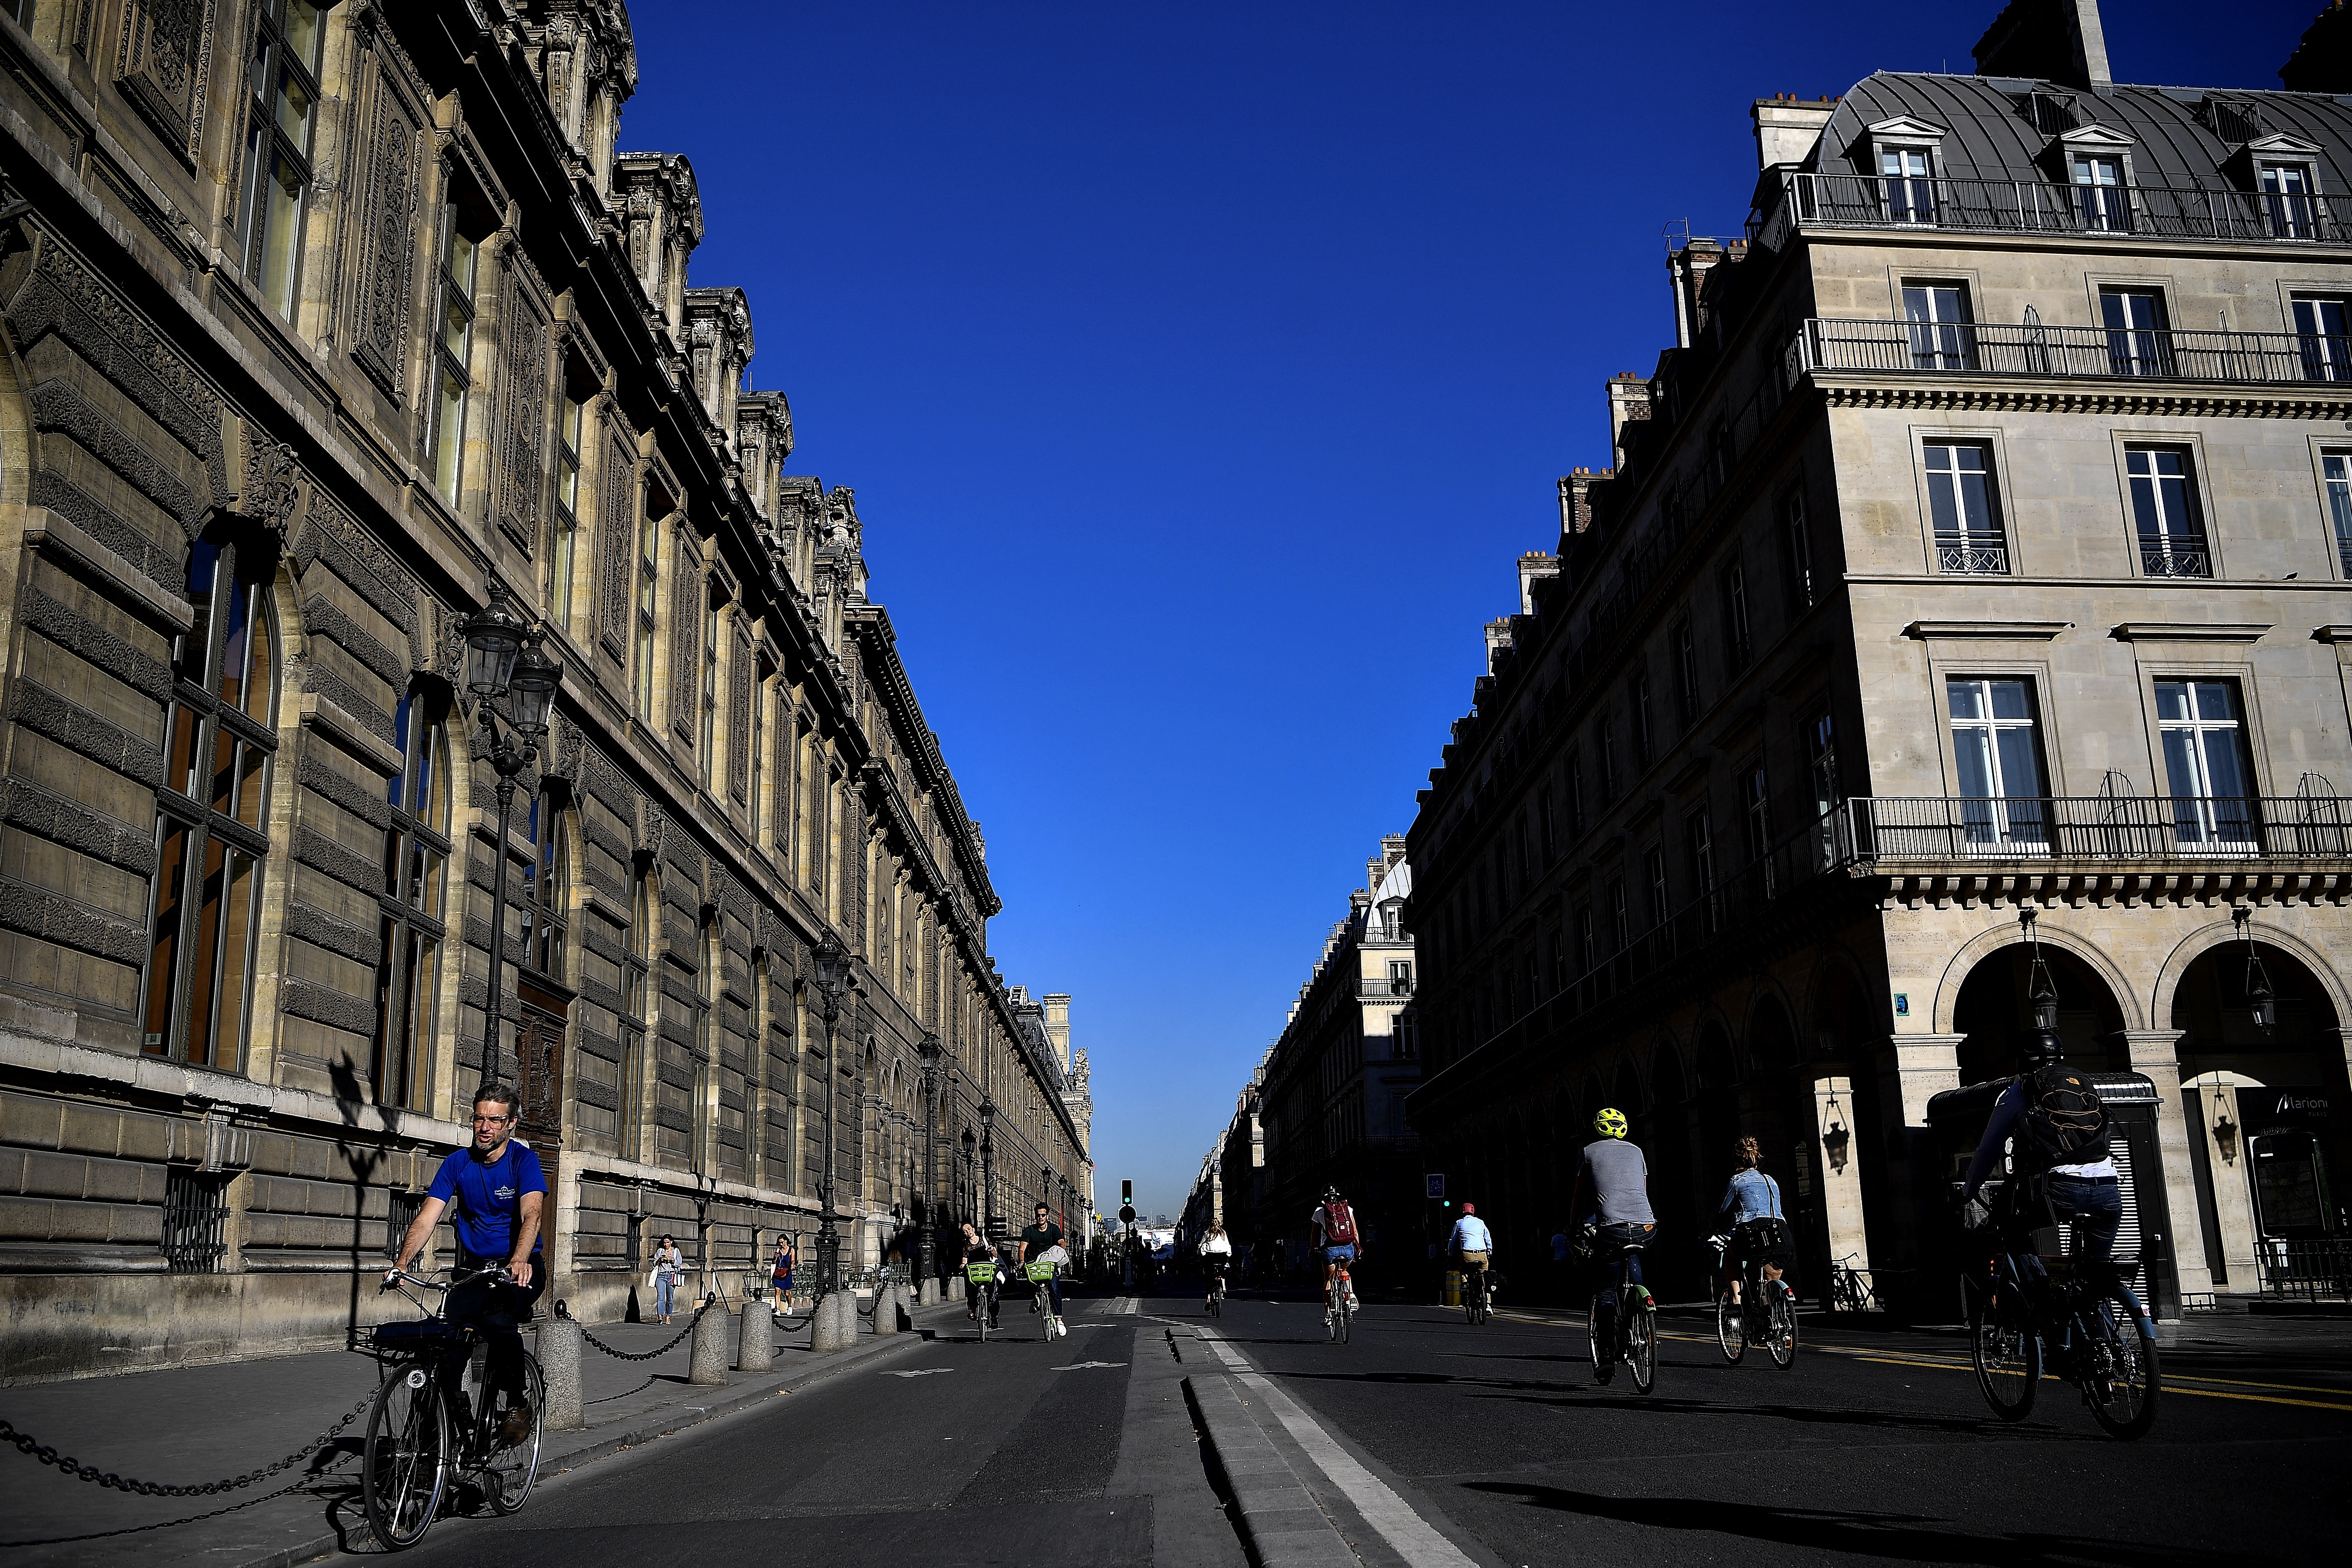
387, 1085, 548, 1445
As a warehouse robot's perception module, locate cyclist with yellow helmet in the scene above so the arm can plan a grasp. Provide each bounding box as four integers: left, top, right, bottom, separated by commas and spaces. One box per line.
1570, 1107, 1656, 1383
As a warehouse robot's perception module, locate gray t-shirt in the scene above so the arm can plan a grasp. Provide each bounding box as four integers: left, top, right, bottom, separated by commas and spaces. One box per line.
1579, 1138, 1655, 1226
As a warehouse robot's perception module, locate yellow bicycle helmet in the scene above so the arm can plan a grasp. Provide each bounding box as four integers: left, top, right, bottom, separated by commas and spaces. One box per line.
1593, 1107, 1628, 1139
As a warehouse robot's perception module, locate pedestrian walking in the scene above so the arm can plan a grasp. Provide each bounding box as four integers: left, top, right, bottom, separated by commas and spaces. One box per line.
652, 1234, 683, 1324
770, 1234, 795, 1311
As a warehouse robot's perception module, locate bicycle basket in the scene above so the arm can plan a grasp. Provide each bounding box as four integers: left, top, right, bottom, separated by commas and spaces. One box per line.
1024, 1261, 1057, 1282
371, 1318, 461, 1349
964, 1262, 998, 1284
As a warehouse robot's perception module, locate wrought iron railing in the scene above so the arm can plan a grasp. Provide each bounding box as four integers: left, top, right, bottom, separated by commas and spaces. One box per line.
2140, 546, 2213, 579
1358, 975, 1415, 998
1789, 317, 2352, 386
1752, 173, 2351, 249
1847, 795, 2352, 863
1936, 541, 2010, 575
2258, 1237, 2352, 1301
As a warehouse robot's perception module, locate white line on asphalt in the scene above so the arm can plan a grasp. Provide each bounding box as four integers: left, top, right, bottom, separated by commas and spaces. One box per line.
879, 1368, 955, 1377
1096, 1297, 1139, 1315
1051, 1360, 1127, 1370
1191, 1324, 1479, 1568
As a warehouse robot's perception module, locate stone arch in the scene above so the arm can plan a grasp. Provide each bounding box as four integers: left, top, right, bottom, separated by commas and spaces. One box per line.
1694, 1017, 1737, 1089
2154, 917, 2352, 1034
1932, 916, 2145, 1034
1743, 985, 1801, 1076
1612, 1057, 1645, 1115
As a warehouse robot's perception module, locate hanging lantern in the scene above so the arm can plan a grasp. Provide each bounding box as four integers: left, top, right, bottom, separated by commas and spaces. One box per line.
1821, 1093, 1852, 1175
461, 586, 528, 697
2022, 907, 2059, 1032
2237, 907, 2278, 1035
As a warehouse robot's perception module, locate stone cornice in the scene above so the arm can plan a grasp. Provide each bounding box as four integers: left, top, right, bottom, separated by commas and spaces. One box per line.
1810, 373, 2352, 420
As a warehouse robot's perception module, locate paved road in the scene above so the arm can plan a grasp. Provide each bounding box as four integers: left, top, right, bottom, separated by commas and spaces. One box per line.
381, 1288, 2349, 1568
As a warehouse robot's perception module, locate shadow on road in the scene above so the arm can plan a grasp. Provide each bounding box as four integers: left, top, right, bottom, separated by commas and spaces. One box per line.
1460, 1482, 2244, 1567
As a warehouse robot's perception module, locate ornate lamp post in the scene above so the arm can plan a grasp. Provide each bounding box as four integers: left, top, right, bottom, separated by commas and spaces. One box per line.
459, 584, 562, 1092
978, 1096, 997, 1243
810, 933, 853, 1296
917, 1030, 944, 1292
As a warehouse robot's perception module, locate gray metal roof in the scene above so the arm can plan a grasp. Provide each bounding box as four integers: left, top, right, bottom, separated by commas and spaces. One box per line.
1813, 72, 2352, 191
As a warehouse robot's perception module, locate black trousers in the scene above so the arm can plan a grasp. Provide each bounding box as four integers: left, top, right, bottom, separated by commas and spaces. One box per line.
449, 1252, 546, 1399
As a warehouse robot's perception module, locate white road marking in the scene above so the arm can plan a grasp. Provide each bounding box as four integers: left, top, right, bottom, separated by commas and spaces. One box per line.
879, 1367, 955, 1377
1193, 1324, 1478, 1568
1095, 1297, 1139, 1315
1051, 1360, 1127, 1370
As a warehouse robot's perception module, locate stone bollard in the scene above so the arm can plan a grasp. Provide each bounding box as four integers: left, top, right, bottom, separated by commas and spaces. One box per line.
737, 1297, 774, 1372
919, 1276, 940, 1306
872, 1284, 898, 1338
948, 1273, 965, 1301
540, 1308, 584, 1431
810, 1290, 855, 1354
688, 1296, 731, 1386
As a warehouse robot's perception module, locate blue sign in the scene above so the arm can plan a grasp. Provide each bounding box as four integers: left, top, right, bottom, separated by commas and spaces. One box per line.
1893, 993, 1910, 1017
1425, 1173, 1445, 1199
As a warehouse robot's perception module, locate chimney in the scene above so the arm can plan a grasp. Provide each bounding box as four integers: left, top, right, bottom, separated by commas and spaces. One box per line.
2282, 2, 2352, 91
1606, 375, 1650, 469
1558, 467, 1610, 536
1518, 551, 1560, 614
1752, 94, 1837, 171
1974, 0, 2112, 90
1484, 618, 1514, 674
1042, 993, 1071, 1072
1666, 239, 1726, 350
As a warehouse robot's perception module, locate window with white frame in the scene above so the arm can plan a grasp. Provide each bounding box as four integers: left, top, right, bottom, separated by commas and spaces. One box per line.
1880, 145, 1936, 225
429, 201, 484, 507
2261, 161, 2319, 240
2126, 445, 2210, 578
551, 391, 583, 626
2155, 680, 2257, 848
2322, 451, 2352, 576
1946, 677, 2050, 850
1674, 615, 1699, 722
2070, 153, 2130, 232
2293, 296, 2350, 383
2100, 288, 2173, 378
1903, 282, 1974, 371
633, 505, 659, 718
240, 0, 325, 318
1923, 441, 2007, 574
1783, 492, 1815, 611
1721, 559, 1752, 673
375, 686, 451, 1110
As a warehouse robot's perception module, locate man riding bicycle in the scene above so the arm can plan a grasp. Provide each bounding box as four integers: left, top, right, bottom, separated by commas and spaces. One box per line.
385, 1085, 545, 1445
1963, 1027, 2120, 1260
1310, 1186, 1361, 1311
1448, 1202, 1495, 1311
1019, 1202, 1066, 1320
1568, 1107, 1655, 1381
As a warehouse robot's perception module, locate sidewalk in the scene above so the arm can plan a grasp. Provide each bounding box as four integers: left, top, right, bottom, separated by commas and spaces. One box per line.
0, 1292, 971, 1568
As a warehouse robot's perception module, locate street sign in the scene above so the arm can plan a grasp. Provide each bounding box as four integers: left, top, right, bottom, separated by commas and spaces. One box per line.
1426, 1173, 1445, 1199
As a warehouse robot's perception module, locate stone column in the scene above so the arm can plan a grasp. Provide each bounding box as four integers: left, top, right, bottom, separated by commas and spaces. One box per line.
2185, 1072, 2261, 1289
1891, 1034, 1967, 1127
2123, 1029, 2211, 1301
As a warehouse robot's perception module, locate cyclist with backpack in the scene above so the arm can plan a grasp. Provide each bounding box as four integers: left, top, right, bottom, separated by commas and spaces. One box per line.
1963, 1028, 2119, 1259
1569, 1107, 1656, 1381
1311, 1186, 1362, 1312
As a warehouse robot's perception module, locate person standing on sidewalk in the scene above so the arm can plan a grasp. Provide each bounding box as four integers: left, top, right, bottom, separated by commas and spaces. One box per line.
652, 1235, 684, 1324
385, 1084, 546, 1444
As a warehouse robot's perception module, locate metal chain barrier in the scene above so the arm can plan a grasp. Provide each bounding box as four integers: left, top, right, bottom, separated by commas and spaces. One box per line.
0, 1389, 375, 1499
557, 1294, 715, 1362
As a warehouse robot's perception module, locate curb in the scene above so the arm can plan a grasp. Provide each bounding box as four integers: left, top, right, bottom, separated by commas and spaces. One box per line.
259, 1300, 964, 1568
1183, 1371, 1355, 1568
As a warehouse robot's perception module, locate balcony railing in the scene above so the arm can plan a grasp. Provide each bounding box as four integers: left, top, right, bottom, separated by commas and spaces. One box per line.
1359, 975, 1415, 999
1789, 317, 2352, 387
1752, 173, 2351, 250
1847, 795, 2352, 864
1936, 541, 2010, 575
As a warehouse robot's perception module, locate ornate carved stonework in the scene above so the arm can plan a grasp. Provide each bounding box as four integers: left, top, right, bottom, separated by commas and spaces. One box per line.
115, 0, 214, 170
350, 49, 425, 397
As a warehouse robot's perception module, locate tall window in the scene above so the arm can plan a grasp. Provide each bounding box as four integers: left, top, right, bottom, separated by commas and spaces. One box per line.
1783, 492, 1815, 611
430, 204, 482, 506
2293, 296, 2350, 383
749, 678, 767, 839
1536, 786, 1554, 863
1686, 808, 1719, 933
634, 508, 659, 717
1674, 617, 1699, 722
1564, 751, 1585, 839
1947, 677, 2049, 849
1643, 845, 1669, 930
2261, 161, 2318, 240
240, 0, 324, 317
1903, 282, 1974, 371
700, 594, 720, 789
2101, 288, 2172, 378
620, 863, 651, 1150
692, 912, 718, 1174
1576, 903, 1595, 972
1608, 879, 1629, 952
1598, 714, 1618, 801
1721, 560, 1752, 675
1742, 763, 1773, 863
1880, 145, 1935, 225
1924, 441, 2007, 574
551, 393, 583, 626
146, 538, 279, 1071
521, 791, 569, 979
1807, 711, 1839, 819
2156, 680, 2256, 849
1633, 674, 1653, 767
2127, 446, 2210, 578
2323, 451, 2352, 576
2070, 153, 2129, 232
374, 688, 451, 1109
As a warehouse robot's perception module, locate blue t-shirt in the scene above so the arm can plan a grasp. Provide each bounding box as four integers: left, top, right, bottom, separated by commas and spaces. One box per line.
426, 1141, 548, 1260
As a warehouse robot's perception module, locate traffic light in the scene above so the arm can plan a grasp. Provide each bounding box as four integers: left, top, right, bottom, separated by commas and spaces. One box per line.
1121, 1179, 1133, 1204
1119, 1203, 1136, 1225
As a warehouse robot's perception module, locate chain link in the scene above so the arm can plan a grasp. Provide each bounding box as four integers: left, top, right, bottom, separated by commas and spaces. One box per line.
561, 1294, 715, 1362
0, 1389, 375, 1499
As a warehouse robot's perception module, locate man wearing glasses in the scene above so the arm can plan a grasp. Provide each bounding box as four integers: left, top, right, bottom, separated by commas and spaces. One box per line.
386, 1085, 547, 1445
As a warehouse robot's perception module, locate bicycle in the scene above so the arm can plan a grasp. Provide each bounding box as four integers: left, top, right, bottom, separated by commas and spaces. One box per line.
1961, 1185, 2159, 1439
964, 1259, 1000, 1343
1712, 1237, 1798, 1370
1459, 1259, 1494, 1325
1204, 1258, 1227, 1318
1580, 1225, 1655, 1394
1828, 1254, 1879, 1315
1324, 1260, 1356, 1343
363, 1265, 546, 1549
1027, 1260, 1066, 1341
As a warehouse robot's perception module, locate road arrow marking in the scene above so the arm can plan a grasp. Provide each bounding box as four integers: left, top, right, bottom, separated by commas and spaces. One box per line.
880, 1367, 955, 1377
1051, 1360, 1127, 1370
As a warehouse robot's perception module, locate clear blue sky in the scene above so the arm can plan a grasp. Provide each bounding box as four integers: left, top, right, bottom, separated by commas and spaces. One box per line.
621, 0, 2311, 1217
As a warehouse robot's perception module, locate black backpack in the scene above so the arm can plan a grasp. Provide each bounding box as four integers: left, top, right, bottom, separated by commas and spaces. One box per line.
2016, 1065, 2107, 1173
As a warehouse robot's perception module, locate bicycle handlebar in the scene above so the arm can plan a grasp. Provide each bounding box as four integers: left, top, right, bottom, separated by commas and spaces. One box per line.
380, 1263, 513, 1293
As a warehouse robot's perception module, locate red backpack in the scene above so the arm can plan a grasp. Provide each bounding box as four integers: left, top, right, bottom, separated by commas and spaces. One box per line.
1322, 1200, 1359, 1246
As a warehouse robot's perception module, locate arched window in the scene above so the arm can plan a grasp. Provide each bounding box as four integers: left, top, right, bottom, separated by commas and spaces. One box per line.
522, 788, 569, 979
145, 536, 279, 1070
620, 859, 651, 1150
373, 686, 451, 1107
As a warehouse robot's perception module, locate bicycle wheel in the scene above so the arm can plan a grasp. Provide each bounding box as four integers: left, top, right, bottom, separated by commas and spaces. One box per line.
362, 1363, 450, 1549
2081, 1290, 2160, 1440
1339, 1295, 1353, 1343
1629, 1308, 1656, 1394
484, 1353, 545, 1514
977, 1294, 989, 1344
1768, 1286, 1798, 1370
1715, 1290, 1746, 1363
1969, 1294, 2041, 1421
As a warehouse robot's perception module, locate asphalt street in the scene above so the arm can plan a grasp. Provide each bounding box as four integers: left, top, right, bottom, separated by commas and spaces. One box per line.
381, 1288, 2350, 1568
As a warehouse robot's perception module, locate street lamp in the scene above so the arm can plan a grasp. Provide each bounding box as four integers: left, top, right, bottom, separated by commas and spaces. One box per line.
2235, 906, 2278, 1035
917, 1030, 944, 1294
2019, 907, 2060, 1036
460, 583, 562, 1093
978, 1095, 997, 1244
1821, 1093, 1851, 1175
810, 933, 852, 1297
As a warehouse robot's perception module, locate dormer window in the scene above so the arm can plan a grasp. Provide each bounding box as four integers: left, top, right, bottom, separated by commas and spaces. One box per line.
2262, 160, 2319, 240
2057, 125, 2136, 234
1866, 118, 1948, 228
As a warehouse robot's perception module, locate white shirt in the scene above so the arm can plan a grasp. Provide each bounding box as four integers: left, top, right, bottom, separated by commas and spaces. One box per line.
1449, 1215, 1494, 1253
1200, 1233, 1232, 1256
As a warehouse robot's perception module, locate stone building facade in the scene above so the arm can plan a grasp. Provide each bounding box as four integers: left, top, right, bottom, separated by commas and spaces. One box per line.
1407, 0, 2352, 1315
0, 0, 1085, 1381
1196, 838, 1422, 1285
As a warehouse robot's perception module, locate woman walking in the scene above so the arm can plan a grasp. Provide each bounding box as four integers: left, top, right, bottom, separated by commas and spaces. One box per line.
770, 1234, 795, 1312
652, 1233, 684, 1325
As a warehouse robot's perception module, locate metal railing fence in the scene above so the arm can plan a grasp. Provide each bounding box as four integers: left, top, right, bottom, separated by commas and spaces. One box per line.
1846, 795, 2352, 863
1790, 317, 2352, 387
1752, 173, 2350, 249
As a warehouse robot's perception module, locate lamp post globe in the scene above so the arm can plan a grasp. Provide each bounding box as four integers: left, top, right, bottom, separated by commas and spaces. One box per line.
461, 587, 528, 698
507, 632, 562, 735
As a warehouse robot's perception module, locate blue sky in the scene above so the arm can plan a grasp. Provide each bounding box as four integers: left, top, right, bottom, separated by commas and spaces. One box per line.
620, 1, 2311, 1217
